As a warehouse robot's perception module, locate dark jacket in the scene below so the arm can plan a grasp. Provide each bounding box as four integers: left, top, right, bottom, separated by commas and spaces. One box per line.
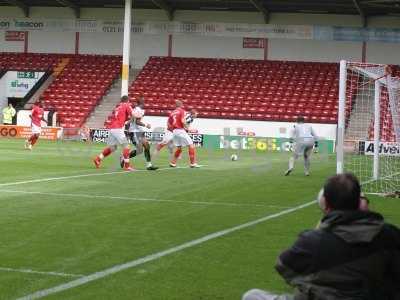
275, 210, 400, 300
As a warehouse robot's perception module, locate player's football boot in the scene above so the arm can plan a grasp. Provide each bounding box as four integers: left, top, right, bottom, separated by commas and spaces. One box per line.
190, 163, 201, 168
93, 156, 102, 169
284, 168, 292, 176
147, 165, 159, 171
123, 165, 135, 172
305, 171, 310, 176
169, 162, 177, 168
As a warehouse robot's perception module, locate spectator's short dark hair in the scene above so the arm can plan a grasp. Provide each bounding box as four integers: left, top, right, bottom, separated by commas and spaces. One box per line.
121, 95, 129, 102
323, 173, 361, 210
297, 116, 305, 123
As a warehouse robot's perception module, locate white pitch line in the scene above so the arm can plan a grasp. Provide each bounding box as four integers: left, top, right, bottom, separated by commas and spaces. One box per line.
0, 189, 290, 209
0, 171, 127, 187
16, 200, 315, 300
0, 166, 206, 188
0, 267, 83, 278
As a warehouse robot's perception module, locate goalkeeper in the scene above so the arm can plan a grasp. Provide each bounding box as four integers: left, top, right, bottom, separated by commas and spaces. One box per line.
285, 116, 318, 176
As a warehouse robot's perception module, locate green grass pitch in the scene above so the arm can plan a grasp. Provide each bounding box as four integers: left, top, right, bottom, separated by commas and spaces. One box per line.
0, 138, 399, 300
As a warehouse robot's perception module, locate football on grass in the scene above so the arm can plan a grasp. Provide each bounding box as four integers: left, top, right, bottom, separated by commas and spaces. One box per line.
231, 154, 238, 161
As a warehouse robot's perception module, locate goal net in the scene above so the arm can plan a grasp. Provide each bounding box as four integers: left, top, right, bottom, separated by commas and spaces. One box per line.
337, 61, 400, 195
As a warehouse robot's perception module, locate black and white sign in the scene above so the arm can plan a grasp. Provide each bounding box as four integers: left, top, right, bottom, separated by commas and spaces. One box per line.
5, 71, 45, 98
146, 131, 204, 147
90, 128, 110, 143
90, 129, 204, 147
360, 141, 400, 157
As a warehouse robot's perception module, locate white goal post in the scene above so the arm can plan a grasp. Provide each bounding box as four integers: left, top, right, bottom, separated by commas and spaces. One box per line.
337, 60, 400, 195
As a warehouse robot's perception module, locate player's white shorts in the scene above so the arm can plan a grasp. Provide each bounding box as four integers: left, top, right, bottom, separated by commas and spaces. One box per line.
31, 124, 42, 135
294, 138, 314, 157
173, 129, 193, 147
107, 128, 128, 146
160, 130, 173, 145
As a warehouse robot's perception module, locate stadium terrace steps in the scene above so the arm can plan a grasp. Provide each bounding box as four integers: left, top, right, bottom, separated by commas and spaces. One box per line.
346, 65, 400, 143
85, 71, 138, 129
345, 82, 374, 141
122, 56, 340, 124
367, 88, 397, 142
53, 58, 71, 76
347, 66, 399, 143
85, 79, 125, 129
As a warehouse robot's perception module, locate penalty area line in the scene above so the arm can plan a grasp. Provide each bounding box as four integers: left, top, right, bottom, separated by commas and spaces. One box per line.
0, 171, 127, 187
0, 165, 208, 188
0, 267, 83, 278
0, 189, 290, 209
16, 200, 315, 300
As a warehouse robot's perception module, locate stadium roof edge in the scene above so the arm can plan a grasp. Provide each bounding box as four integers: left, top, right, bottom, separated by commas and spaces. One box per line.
0, 0, 398, 17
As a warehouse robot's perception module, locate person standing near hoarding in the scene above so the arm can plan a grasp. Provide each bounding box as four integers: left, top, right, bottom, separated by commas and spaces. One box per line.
2, 103, 16, 125
25, 102, 47, 150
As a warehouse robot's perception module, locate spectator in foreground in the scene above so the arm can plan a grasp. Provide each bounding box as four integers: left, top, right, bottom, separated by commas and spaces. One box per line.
2, 103, 16, 125
243, 173, 400, 300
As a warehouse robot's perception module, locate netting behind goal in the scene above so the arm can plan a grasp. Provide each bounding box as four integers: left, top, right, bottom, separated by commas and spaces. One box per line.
337, 61, 400, 195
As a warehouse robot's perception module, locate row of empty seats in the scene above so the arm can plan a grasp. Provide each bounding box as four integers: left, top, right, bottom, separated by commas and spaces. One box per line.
104, 56, 341, 125
105, 57, 399, 140
0, 52, 62, 71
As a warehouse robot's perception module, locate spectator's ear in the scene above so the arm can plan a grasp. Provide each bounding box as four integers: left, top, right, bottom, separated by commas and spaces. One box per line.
359, 195, 369, 211
317, 189, 326, 210
317, 188, 331, 213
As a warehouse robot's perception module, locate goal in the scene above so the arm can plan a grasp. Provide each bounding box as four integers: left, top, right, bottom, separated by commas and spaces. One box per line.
337, 60, 400, 195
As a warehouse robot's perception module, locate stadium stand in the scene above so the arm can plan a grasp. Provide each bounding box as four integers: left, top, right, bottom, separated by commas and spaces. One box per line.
124, 56, 339, 124
363, 65, 399, 143
2, 53, 397, 138
41, 54, 121, 128
1, 52, 121, 129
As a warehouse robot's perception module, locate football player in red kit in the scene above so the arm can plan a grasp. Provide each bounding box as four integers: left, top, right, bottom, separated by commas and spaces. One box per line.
25, 102, 47, 150
154, 108, 198, 157
169, 100, 199, 168
93, 95, 139, 171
